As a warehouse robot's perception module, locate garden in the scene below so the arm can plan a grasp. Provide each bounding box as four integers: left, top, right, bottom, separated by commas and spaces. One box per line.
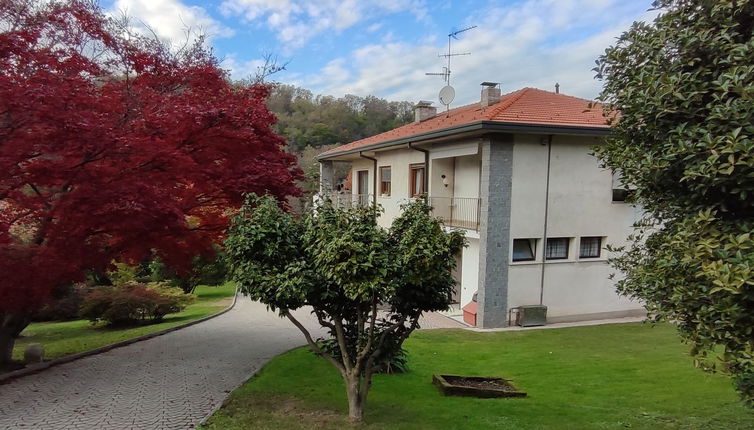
7, 282, 235, 367
201, 322, 754, 430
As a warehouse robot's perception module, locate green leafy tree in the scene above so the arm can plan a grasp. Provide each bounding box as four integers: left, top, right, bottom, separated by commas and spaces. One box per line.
265, 84, 413, 151
595, 0, 754, 403
224, 195, 464, 422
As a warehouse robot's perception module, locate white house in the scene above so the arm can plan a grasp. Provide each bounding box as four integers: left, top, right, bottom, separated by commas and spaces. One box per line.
317, 83, 644, 328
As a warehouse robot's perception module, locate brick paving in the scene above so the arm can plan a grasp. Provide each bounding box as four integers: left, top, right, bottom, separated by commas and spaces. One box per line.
418, 312, 468, 329
0, 297, 323, 430
0, 295, 466, 430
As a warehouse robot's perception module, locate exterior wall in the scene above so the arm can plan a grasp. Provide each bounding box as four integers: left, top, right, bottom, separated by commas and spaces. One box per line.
326, 132, 643, 326
429, 157, 454, 220
476, 136, 513, 328
453, 155, 480, 198
371, 149, 425, 228
350, 158, 374, 196
460, 236, 479, 307
506, 134, 644, 321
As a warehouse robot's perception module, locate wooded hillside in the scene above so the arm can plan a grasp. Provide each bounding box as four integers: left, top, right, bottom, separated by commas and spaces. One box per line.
266, 84, 414, 203
267, 84, 414, 151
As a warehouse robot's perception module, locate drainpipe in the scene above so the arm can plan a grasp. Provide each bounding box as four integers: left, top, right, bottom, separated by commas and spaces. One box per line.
359, 151, 378, 206
407, 142, 430, 201
539, 135, 553, 305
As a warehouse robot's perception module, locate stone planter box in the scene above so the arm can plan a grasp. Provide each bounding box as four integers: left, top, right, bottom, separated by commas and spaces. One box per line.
433, 374, 527, 398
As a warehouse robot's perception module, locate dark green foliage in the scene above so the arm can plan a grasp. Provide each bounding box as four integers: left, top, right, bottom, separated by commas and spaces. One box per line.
79, 282, 195, 326
225, 194, 464, 421
145, 250, 228, 293
595, 0, 754, 403
191, 251, 229, 287
33, 284, 91, 322
266, 85, 414, 152
318, 320, 410, 375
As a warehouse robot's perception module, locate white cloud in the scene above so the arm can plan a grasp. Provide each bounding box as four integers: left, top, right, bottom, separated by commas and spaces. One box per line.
302, 0, 657, 103
220, 54, 267, 81
112, 0, 234, 47
220, 0, 428, 50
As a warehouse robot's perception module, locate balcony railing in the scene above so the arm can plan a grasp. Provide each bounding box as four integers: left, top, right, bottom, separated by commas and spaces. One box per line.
323, 193, 373, 208
428, 197, 481, 230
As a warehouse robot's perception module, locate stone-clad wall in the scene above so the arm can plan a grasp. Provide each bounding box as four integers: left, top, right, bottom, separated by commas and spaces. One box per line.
476, 135, 513, 328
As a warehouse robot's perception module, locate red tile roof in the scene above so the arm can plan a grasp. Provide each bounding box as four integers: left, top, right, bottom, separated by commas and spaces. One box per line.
319, 87, 609, 158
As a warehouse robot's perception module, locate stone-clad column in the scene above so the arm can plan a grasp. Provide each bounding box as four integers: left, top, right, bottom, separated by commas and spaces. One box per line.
476, 135, 513, 328
319, 160, 334, 194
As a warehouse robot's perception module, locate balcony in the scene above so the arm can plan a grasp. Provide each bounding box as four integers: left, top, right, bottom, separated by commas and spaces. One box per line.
323, 193, 372, 208
428, 197, 481, 231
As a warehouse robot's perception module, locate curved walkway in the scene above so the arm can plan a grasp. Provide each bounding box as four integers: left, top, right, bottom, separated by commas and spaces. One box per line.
0, 297, 324, 430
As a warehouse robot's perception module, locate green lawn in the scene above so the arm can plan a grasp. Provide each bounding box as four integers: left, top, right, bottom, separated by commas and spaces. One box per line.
11, 282, 236, 362
201, 322, 754, 430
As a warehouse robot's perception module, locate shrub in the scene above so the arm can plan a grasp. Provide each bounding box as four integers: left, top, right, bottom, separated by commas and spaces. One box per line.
33, 283, 91, 321
149, 251, 227, 293
80, 282, 195, 326
108, 262, 141, 285
190, 251, 228, 287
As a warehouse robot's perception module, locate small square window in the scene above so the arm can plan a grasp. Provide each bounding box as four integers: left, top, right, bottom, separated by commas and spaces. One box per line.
512, 239, 536, 262
612, 188, 634, 202
579, 237, 602, 258
545, 238, 569, 260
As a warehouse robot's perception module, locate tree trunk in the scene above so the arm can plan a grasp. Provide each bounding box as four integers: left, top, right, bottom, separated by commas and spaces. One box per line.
0, 332, 14, 364
0, 313, 30, 364
345, 378, 365, 422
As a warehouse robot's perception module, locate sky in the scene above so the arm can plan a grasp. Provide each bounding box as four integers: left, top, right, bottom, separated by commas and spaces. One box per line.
102, 0, 657, 106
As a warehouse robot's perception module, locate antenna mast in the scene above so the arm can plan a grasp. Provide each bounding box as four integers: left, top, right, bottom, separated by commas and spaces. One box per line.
441, 25, 476, 85
425, 25, 477, 112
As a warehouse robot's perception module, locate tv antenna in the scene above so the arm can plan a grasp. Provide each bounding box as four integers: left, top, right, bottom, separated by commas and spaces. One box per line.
425, 25, 477, 111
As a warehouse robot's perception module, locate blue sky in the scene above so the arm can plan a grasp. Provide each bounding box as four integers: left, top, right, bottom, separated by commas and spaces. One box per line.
104, 0, 656, 106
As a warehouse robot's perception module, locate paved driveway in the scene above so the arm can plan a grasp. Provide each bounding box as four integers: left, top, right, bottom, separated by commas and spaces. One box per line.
0, 297, 324, 430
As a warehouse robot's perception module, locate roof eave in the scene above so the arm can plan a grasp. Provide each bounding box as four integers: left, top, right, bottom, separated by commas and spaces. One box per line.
317, 120, 611, 160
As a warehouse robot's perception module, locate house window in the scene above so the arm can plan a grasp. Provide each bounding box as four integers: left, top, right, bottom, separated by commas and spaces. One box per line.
512, 239, 536, 262
579, 237, 602, 258
379, 166, 391, 196
545, 238, 569, 260
357, 170, 369, 195
612, 169, 634, 202
612, 188, 634, 202
410, 164, 425, 197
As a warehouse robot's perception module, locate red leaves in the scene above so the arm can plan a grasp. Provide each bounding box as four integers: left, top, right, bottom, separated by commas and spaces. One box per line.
0, 0, 301, 313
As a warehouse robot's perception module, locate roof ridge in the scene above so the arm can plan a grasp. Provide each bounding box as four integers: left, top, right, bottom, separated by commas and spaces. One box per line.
318, 86, 610, 159
526, 87, 599, 104
320, 100, 481, 156
486, 87, 530, 118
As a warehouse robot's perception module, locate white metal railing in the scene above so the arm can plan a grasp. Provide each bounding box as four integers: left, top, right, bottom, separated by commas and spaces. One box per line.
324, 193, 373, 208
428, 196, 481, 230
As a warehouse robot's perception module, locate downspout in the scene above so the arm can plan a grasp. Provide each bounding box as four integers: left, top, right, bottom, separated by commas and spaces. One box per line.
539, 135, 553, 305
359, 151, 378, 206
407, 142, 430, 201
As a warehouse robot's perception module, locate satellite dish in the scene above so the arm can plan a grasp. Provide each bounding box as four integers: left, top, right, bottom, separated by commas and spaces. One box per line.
439, 85, 455, 106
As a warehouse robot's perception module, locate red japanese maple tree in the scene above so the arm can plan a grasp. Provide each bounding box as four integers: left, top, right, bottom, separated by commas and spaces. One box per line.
0, 0, 300, 362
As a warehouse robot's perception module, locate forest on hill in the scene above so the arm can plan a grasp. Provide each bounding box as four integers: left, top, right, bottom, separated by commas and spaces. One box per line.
266, 84, 414, 151
265, 84, 415, 203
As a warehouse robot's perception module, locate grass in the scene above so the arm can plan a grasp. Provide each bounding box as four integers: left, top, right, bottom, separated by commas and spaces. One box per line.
10, 282, 236, 363
201, 322, 754, 430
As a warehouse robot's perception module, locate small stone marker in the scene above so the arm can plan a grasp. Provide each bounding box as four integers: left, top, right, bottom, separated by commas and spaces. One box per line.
24, 344, 44, 364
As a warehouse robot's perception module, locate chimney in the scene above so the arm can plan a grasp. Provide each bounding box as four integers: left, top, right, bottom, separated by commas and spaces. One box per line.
480, 82, 501, 107
414, 100, 437, 123
555, 82, 560, 94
